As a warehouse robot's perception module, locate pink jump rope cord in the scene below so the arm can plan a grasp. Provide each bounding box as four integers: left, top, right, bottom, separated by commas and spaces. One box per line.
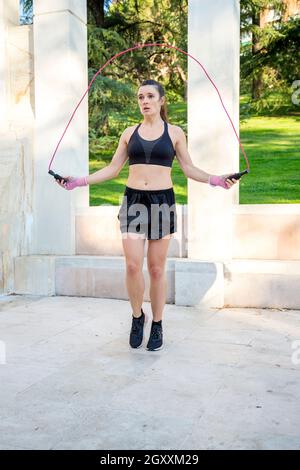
48, 42, 250, 173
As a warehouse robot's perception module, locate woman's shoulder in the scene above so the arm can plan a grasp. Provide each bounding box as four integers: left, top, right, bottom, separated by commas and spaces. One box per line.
123, 124, 140, 145
127, 123, 140, 132
171, 124, 185, 133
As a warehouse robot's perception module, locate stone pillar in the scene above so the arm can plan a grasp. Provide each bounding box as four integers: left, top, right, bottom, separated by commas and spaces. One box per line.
187, 0, 240, 261
0, 1, 7, 131
0, 0, 28, 294
32, 0, 88, 254
0, 0, 18, 129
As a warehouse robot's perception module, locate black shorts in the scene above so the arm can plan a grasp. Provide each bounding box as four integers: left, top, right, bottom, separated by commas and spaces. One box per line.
117, 186, 177, 240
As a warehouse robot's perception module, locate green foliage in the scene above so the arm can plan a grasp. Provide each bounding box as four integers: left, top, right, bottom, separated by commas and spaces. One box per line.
240, 0, 300, 116
20, 0, 33, 24
87, 0, 188, 162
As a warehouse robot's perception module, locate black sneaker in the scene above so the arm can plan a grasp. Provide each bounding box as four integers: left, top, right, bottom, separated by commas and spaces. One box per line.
146, 322, 163, 351
129, 308, 147, 349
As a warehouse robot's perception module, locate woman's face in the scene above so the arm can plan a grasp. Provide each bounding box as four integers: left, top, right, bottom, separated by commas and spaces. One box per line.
137, 85, 165, 117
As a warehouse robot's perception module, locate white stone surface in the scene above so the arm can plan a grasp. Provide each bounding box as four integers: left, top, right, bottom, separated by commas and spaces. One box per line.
188, 0, 240, 259
32, 0, 88, 255
33, 0, 87, 21
175, 259, 224, 308
12, 256, 300, 309
232, 204, 300, 260
0, 295, 299, 450
14, 255, 55, 295
0, 1, 35, 294
224, 260, 300, 308
55, 256, 176, 303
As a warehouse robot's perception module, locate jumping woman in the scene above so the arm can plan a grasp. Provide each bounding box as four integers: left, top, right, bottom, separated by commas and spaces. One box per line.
56, 79, 238, 351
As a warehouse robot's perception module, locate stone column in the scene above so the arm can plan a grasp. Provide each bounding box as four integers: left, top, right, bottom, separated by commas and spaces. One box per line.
32, 0, 88, 254
0, 0, 19, 129
0, 0, 26, 294
0, 1, 7, 131
187, 0, 240, 261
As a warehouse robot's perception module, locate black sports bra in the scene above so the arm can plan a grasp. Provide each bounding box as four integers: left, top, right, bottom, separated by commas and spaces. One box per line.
127, 121, 176, 168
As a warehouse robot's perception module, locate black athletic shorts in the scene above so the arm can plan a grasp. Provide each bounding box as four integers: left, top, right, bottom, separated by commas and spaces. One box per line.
117, 186, 177, 240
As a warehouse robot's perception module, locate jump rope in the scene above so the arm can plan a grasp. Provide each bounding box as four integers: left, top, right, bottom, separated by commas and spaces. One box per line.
48, 42, 250, 184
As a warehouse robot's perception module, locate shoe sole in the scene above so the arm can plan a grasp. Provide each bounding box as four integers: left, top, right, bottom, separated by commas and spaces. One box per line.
147, 344, 163, 351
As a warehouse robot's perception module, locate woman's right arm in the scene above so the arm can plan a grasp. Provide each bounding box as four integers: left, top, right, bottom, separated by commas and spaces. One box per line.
86, 128, 129, 185
56, 128, 129, 189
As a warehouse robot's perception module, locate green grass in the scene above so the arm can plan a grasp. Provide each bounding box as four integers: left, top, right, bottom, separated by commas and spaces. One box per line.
89, 106, 300, 205
239, 116, 300, 204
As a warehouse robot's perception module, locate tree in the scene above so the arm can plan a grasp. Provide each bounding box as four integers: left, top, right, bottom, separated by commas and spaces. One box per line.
88, 0, 187, 144
87, 0, 105, 26
240, 0, 300, 114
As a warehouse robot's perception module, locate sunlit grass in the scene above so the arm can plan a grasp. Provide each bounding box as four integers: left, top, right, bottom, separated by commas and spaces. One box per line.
239, 116, 300, 204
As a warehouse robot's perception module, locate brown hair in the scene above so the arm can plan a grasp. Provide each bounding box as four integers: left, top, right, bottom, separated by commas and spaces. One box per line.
139, 79, 169, 122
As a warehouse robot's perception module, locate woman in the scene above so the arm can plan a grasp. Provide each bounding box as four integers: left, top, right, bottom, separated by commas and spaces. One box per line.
56, 79, 238, 351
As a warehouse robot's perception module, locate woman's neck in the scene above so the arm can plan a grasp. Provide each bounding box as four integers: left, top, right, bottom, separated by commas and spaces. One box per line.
142, 116, 164, 127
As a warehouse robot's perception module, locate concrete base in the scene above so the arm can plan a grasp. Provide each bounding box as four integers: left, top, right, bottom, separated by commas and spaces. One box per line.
224, 260, 300, 309
0, 295, 299, 450
13, 256, 300, 309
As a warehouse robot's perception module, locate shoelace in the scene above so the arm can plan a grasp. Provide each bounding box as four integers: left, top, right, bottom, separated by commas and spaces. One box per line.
151, 325, 162, 340
131, 315, 143, 334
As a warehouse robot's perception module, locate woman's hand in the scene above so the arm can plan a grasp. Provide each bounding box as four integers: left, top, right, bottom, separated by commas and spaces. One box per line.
209, 174, 238, 190
221, 173, 238, 189
55, 176, 88, 190
55, 175, 71, 189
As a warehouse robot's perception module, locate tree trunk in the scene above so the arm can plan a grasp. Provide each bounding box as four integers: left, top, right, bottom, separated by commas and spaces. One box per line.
251, 5, 269, 100
88, 0, 105, 27
102, 114, 109, 136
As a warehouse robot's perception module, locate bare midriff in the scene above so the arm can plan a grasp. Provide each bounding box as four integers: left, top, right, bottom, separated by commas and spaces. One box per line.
126, 164, 173, 190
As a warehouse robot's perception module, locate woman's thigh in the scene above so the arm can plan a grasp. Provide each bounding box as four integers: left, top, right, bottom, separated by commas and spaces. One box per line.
147, 236, 171, 271
122, 232, 146, 271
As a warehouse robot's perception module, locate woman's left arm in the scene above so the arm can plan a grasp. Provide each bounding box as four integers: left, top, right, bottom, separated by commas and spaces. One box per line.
174, 127, 237, 189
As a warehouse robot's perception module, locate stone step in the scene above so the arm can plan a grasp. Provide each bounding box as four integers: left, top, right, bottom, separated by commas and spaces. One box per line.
223, 259, 300, 309
13, 256, 300, 309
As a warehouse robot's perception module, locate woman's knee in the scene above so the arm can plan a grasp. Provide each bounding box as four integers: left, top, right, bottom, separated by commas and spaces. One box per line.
148, 265, 164, 280
126, 262, 143, 276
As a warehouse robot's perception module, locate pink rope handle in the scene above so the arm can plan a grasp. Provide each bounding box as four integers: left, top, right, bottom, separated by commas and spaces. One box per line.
48, 42, 250, 172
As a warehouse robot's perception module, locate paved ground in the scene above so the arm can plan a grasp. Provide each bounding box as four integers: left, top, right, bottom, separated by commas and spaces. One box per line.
0, 294, 299, 450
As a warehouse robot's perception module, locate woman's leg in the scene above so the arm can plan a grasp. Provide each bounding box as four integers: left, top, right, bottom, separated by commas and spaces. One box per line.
147, 235, 171, 321
122, 232, 146, 317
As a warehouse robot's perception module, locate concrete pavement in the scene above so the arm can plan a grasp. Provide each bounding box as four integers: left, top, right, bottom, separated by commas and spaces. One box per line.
0, 295, 299, 450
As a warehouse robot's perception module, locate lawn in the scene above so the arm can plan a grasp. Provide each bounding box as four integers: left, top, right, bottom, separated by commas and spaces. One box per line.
239, 115, 300, 204
89, 108, 300, 205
